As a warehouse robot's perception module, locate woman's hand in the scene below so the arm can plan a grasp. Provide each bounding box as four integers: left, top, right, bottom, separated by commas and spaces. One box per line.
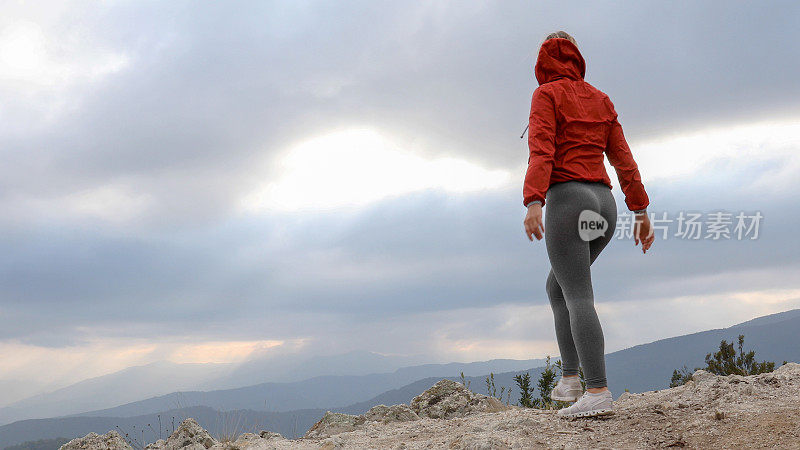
634, 212, 655, 253
524, 203, 545, 241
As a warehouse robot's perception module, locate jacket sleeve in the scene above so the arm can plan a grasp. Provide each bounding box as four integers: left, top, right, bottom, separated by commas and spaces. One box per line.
523, 87, 557, 207
604, 101, 649, 211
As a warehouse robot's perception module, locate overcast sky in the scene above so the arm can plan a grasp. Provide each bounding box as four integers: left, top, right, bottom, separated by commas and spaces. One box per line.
1, 0, 800, 400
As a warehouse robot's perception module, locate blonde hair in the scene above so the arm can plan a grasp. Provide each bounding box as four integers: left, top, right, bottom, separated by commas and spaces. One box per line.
544, 31, 577, 47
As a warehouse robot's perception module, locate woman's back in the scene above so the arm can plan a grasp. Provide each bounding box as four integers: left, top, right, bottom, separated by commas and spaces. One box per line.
524, 37, 649, 212
541, 77, 615, 188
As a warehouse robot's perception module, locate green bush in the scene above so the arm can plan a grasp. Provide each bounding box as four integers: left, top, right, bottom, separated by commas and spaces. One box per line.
514, 355, 584, 410
513, 371, 534, 408
670, 334, 777, 387
484, 372, 511, 405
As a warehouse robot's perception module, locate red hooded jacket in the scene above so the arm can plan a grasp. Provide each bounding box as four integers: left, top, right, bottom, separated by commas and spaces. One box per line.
523, 38, 649, 211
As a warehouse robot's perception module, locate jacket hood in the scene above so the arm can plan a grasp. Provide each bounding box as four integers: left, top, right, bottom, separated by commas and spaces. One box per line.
535, 38, 586, 85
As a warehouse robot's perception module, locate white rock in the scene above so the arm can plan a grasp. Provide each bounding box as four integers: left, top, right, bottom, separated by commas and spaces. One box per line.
61, 430, 133, 450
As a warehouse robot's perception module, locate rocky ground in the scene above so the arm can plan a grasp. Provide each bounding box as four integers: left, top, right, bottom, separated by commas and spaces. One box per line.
62, 363, 800, 449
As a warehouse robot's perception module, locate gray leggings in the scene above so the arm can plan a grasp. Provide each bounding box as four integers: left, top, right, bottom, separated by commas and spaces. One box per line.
544, 180, 617, 389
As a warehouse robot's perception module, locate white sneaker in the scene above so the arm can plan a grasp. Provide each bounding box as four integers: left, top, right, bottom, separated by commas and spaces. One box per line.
550, 376, 583, 402
556, 390, 614, 418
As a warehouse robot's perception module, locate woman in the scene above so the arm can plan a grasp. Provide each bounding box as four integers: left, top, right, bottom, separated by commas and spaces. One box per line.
522, 31, 654, 418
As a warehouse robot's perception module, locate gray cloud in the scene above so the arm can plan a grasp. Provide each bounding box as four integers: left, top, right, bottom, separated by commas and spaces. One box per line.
5, 1, 800, 222
2, 165, 796, 348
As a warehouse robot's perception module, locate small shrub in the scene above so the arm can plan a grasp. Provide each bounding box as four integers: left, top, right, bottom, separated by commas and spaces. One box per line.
513, 372, 534, 408
705, 334, 775, 376
669, 334, 776, 386
514, 356, 583, 410
670, 364, 698, 387
215, 409, 247, 443
532, 356, 557, 408
484, 372, 510, 403
459, 371, 471, 390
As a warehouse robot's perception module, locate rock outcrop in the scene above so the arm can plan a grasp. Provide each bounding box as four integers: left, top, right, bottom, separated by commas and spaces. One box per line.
62, 364, 800, 449
61, 430, 133, 450
409, 379, 510, 419
304, 378, 508, 439
144, 418, 215, 449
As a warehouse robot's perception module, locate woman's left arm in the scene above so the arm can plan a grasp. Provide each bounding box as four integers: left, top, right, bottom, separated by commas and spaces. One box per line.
523, 87, 557, 241
523, 87, 557, 208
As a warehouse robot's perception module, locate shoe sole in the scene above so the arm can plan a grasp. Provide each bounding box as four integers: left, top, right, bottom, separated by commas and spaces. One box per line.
551, 394, 581, 402
559, 408, 615, 418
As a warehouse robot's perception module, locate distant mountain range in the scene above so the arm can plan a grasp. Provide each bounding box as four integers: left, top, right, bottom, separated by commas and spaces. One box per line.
0, 349, 428, 425
1, 309, 798, 447
70, 356, 549, 417
0, 361, 230, 427
0, 349, 545, 426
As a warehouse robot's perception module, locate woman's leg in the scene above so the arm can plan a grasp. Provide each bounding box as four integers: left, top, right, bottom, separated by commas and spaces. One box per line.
544, 182, 614, 389
546, 231, 614, 380
546, 269, 580, 377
